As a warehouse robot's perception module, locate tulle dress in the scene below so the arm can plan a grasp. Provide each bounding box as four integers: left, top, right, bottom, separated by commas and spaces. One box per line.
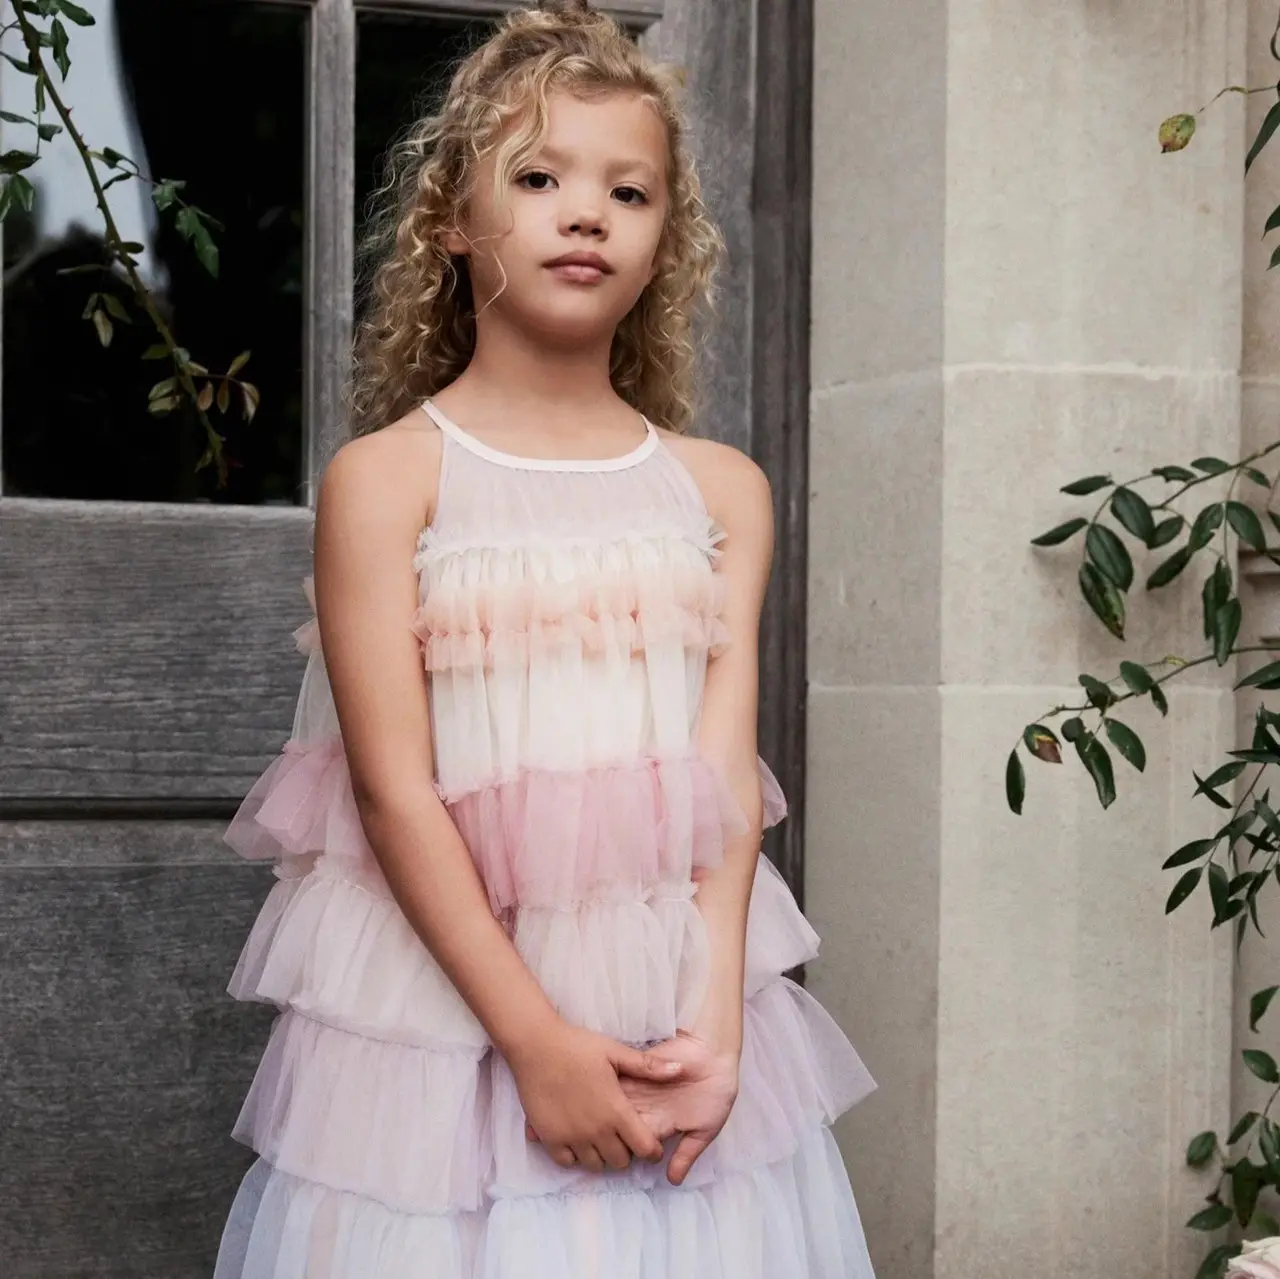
212, 401, 878, 1279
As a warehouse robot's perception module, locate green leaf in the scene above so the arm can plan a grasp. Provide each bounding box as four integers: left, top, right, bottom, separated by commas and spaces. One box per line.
1251, 986, 1280, 1032
1148, 546, 1195, 590
1086, 523, 1134, 591
1061, 717, 1085, 743
1227, 501, 1267, 551
2, 53, 34, 75
1060, 474, 1113, 496
1194, 771, 1235, 810
0, 149, 37, 173
7, 173, 33, 214
1111, 487, 1156, 545
1244, 1048, 1280, 1084
1229, 1111, 1261, 1144
1261, 1118, 1280, 1175
142, 344, 171, 361
176, 206, 219, 277
1186, 1131, 1218, 1167
1214, 599, 1242, 667
1022, 724, 1062, 764
1005, 751, 1025, 815
90, 309, 112, 347
1209, 862, 1230, 920
1031, 517, 1088, 548
1196, 1245, 1242, 1279
1150, 514, 1185, 548
1187, 1203, 1233, 1231
1202, 761, 1248, 791
1079, 562, 1125, 639
151, 179, 185, 211
50, 18, 69, 79
1078, 674, 1116, 710
1167, 866, 1203, 913
1267, 204, 1280, 236
1154, 465, 1197, 483
1247, 100, 1280, 173
56, 0, 96, 25
1119, 661, 1156, 695
0, 110, 31, 127
1189, 503, 1226, 551
1165, 838, 1217, 870
1105, 719, 1146, 772
1203, 561, 1233, 642
1150, 683, 1169, 716
1268, 242, 1280, 271
1076, 734, 1117, 809
1238, 659, 1280, 691
1234, 1159, 1262, 1226
36, 121, 59, 142
101, 293, 130, 323
1192, 457, 1233, 476
1244, 467, 1271, 488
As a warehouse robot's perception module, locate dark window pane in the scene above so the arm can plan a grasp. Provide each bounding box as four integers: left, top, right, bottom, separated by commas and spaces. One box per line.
2, 1, 306, 504
355, 12, 490, 281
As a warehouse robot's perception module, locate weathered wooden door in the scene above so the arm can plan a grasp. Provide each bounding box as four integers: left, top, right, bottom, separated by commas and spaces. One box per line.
0, 2, 810, 1274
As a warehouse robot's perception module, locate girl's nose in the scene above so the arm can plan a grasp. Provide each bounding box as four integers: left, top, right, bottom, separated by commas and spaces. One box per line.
563, 196, 607, 238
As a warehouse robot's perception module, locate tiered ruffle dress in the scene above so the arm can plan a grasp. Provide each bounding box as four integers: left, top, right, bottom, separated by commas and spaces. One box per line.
213, 402, 878, 1279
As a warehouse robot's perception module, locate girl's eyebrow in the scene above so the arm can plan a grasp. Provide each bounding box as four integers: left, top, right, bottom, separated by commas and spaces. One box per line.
533, 143, 661, 183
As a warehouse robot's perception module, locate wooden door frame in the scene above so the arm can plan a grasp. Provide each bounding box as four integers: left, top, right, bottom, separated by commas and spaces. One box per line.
752, 0, 813, 906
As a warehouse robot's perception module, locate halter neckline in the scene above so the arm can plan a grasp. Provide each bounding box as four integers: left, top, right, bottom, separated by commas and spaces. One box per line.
421, 400, 659, 473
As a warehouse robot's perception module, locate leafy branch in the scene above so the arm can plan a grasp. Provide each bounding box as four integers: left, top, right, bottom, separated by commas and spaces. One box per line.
2, 0, 260, 482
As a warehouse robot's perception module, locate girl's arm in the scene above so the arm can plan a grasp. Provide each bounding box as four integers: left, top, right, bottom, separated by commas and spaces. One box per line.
620, 441, 774, 1186
687, 447, 775, 1058
312, 428, 680, 1173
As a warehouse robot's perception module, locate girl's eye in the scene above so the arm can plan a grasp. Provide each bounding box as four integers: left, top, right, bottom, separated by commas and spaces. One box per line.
517, 170, 556, 191
613, 185, 648, 206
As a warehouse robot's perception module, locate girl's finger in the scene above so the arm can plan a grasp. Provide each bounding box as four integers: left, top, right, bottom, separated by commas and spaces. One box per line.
611, 1044, 684, 1081
616, 1107, 664, 1162
597, 1133, 633, 1171
572, 1143, 606, 1174
666, 1131, 712, 1186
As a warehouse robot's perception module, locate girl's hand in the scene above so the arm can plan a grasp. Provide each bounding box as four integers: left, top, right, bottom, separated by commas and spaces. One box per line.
616, 1029, 740, 1186
507, 1021, 684, 1173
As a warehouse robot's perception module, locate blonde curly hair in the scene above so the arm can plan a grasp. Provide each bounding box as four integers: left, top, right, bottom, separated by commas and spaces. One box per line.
349, 0, 723, 438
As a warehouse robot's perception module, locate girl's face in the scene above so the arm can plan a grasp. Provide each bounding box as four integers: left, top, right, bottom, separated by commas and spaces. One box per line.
449, 89, 670, 347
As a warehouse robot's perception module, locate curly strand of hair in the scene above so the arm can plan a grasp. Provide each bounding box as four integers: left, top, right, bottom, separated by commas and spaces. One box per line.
347, 0, 723, 438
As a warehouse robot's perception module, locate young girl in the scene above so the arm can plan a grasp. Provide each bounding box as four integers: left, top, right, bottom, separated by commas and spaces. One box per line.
214, 3, 877, 1275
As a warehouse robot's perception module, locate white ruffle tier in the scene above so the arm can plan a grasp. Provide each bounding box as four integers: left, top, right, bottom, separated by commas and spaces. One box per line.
229, 841, 826, 1050
215, 1124, 873, 1279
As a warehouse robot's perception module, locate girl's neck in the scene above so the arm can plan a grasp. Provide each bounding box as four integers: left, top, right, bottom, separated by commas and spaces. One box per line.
460, 313, 618, 419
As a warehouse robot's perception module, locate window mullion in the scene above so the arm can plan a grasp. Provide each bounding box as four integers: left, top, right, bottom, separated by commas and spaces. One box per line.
304, 0, 358, 502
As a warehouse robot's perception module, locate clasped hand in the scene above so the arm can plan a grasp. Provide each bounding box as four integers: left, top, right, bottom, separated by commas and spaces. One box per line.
510, 1023, 739, 1186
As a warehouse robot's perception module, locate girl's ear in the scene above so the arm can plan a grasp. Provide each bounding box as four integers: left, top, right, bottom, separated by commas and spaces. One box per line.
443, 226, 470, 257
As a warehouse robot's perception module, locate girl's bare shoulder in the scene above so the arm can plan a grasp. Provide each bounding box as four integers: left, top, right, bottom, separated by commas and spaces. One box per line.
656, 427, 772, 532
318, 408, 445, 533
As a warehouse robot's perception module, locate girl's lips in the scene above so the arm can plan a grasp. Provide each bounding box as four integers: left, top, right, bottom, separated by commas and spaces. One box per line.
547, 262, 608, 284
544, 252, 614, 284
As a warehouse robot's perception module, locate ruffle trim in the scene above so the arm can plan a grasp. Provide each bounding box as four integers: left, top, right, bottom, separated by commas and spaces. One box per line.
231, 976, 875, 1216
410, 564, 728, 673
224, 735, 786, 895
229, 851, 819, 1050
448, 754, 747, 911
215, 1125, 874, 1279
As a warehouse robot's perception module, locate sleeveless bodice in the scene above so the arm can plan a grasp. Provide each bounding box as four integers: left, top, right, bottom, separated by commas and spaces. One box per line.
411, 401, 728, 799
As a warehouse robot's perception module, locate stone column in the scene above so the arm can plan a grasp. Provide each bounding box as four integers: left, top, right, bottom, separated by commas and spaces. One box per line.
807, 2, 1246, 1274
